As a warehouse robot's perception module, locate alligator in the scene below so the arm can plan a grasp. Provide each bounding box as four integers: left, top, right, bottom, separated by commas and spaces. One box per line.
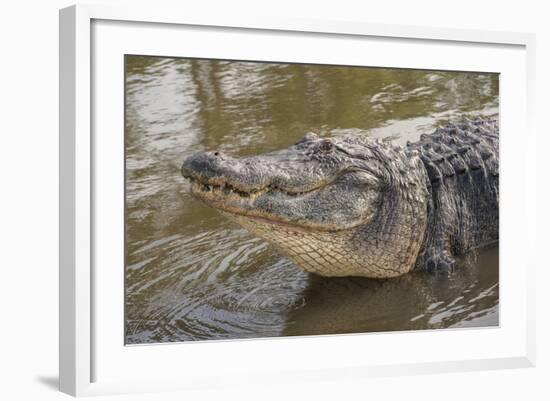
181, 118, 499, 278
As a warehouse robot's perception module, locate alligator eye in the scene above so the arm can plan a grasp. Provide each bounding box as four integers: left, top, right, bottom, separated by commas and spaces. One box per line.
318, 139, 334, 153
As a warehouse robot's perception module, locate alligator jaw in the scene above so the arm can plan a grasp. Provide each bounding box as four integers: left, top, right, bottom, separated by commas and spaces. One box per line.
186, 176, 268, 211
184, 175, 344, 232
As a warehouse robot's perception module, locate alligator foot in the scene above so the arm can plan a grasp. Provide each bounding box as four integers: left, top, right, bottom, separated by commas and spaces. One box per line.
425, 251, 456, 272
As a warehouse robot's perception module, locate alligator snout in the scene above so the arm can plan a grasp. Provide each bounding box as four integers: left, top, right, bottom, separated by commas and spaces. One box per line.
181, 151, 267, 193
182, 145, 348, 196
181, 151, 226, 182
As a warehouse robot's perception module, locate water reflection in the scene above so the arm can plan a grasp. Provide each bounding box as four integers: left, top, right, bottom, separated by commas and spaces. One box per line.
125, 56, 499, 344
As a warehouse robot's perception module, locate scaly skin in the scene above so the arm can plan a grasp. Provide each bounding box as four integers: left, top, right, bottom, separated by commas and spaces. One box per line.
181, 118, 499, 278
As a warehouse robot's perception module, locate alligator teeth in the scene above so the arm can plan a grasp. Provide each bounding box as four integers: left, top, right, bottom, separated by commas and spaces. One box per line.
191, 179, 269, 199
192, 178, 312, 199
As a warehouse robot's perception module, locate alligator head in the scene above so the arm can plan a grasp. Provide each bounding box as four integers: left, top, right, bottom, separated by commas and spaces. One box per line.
181, 133, 430, 278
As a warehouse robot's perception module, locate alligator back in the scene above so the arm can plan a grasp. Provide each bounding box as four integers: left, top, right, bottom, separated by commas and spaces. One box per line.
406, 118, 499, 270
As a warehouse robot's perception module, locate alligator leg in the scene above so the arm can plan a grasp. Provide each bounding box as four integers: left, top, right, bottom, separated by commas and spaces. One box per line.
424, 247, 456, 272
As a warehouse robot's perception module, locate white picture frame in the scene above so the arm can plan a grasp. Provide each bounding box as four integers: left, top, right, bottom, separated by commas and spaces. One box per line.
59, 3, 536, 397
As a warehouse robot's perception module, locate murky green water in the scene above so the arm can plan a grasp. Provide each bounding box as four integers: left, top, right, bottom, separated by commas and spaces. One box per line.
125, 55, 499, 344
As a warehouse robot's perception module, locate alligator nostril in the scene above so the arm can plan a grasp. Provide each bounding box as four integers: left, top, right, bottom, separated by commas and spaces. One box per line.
214, 152, 219, 156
